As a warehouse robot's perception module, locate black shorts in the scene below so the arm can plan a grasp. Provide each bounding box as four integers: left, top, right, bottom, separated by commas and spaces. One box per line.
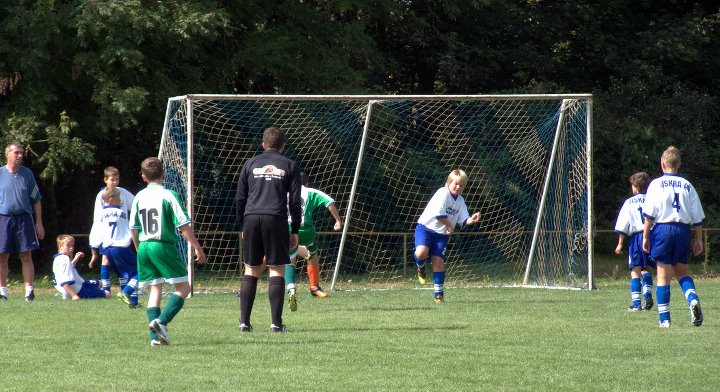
243, 214, 290, 267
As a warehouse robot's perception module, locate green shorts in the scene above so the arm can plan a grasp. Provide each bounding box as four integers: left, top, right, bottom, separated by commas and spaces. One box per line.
137, 241, 188, 288
289, 229, 319, 261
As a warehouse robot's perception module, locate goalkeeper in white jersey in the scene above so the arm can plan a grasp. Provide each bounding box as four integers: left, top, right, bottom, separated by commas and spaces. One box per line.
414, 169, 480, 303
614, 172, 655, 312
95, 187, 140, 308
642, 146, 704, 328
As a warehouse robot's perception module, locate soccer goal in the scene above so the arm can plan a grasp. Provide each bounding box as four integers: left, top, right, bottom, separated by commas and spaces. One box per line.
159, 94, 593, 291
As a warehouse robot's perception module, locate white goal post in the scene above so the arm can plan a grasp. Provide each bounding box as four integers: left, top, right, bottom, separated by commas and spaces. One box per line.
159, 94, 594, 291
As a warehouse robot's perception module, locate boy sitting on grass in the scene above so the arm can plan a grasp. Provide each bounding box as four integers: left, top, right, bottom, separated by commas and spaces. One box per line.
53, 234, 111, 300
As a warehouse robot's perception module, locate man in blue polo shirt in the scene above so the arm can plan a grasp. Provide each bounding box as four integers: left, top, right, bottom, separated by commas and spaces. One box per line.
0, 142, 45, 301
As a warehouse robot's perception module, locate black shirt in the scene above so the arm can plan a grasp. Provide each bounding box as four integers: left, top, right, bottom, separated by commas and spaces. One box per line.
235, 150, 302, 233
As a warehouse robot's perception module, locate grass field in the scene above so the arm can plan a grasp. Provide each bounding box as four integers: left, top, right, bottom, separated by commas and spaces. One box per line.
2, 278, 720, 391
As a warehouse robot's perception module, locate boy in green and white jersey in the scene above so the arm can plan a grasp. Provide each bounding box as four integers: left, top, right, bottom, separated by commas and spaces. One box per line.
130, 157, 206, 346
286, 170, 342, 311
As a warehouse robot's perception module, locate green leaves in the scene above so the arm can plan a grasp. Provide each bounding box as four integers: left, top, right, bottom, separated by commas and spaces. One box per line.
2, 112, 94, 184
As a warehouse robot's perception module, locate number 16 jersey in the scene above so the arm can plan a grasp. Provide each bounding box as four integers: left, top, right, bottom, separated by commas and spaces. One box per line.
130, 183, 191, 243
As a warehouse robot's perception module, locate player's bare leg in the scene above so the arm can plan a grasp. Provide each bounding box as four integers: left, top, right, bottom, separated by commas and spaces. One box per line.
0, 253, 9, 300
18, 251, 34, 301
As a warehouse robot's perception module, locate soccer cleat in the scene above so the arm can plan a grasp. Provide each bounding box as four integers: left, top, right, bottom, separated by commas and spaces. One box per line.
417, 266, 427, 285
116, 291, 131, 306
270, 324, 287, 333
239, 323, 254, 333
690, 300, 703, 327
25, 290, 34, 302
149, 318, 170, 344
150, 339, 167, 346
0, 295, 7, 301
433, 294, 445, 304
310, 287, 329, 298
288, 289, 298, 312
627, 305, 641, 312
659, 320, 671, 328
643, 295, 654, 311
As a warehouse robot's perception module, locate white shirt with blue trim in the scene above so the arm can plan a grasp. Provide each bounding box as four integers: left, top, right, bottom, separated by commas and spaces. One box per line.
642, 174, 704, 225
418, 187, 470, 234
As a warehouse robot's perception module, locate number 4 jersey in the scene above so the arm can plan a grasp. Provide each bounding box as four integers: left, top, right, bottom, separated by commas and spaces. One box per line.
642, 173, 705, 225
130, 184, 191, 243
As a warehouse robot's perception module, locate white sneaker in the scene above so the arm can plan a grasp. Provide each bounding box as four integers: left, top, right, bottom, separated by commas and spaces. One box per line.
149, 318, 170, 344
150, 339, 167, 346
659, 320, 671, 328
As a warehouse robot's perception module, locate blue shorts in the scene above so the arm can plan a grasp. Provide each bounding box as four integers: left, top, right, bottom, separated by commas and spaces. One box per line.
627, 232, 655, 270
0, 213, 40, 253
650, 223, 691, 265
104, 246, 139, 281
414, 224, 450, 259
78, 280, 107, 299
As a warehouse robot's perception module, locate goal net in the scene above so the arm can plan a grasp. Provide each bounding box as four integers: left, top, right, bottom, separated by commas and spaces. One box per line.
159, 95, 593, 291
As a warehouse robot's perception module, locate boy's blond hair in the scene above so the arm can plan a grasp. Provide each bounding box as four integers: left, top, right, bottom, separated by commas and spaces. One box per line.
104, 166, 119, 179
629, 172, 650, 194
141, 157, 164, 181
661, 146, 681, 171
446, 169, 468, 187
56, 234, 74, 249
102, 187, 121, 204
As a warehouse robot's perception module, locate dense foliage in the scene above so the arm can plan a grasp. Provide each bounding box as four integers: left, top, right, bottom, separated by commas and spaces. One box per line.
1, 1, 719, 265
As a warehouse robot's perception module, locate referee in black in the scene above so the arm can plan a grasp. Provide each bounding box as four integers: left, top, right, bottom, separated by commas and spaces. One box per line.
235, 127, 302, 333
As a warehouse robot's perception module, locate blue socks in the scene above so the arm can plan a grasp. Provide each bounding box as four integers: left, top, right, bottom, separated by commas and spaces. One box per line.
414, 254, 426, 271
433, 271, 445, 299
630, 278, 641, 308
100, 265, 111, 291
678, 276, 699, 305
657, 285, 671, 324
641, 271, 653, 301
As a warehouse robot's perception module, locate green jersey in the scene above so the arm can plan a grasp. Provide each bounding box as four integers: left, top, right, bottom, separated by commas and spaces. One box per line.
290, 185, 335, 234
130, 184, 190, 243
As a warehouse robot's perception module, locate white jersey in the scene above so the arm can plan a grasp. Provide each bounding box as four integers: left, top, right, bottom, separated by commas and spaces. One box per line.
418, 187, 470, 234
642, 174, 705, 225
52, 254, 84, 299
614, 193, 646, 236
130, 184, 190, 243
89, 187, 134, 248
93, 205, 133, 248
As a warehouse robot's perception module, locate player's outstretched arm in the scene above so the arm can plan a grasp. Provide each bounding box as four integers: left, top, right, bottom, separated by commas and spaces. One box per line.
179, 224, 206, 264
328, 204, 343, 231
465, 212, 481, 226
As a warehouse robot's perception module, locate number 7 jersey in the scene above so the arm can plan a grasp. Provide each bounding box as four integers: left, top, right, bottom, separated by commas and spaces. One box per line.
130, 184, 191, 243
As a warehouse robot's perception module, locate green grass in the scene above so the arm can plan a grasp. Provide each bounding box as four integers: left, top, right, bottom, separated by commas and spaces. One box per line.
2, 279, 720, 391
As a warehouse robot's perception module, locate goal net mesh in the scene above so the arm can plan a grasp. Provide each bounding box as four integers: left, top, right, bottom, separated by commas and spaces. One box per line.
160, 96, 591, 291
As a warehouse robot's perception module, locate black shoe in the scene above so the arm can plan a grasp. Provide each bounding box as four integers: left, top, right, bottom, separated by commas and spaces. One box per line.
643, 295, 654, 311
270, 324, 287, 333
691, 300, 703, 327
0, 295, 7, 301
239, 323, 253, 332
25, 290, 34, 302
